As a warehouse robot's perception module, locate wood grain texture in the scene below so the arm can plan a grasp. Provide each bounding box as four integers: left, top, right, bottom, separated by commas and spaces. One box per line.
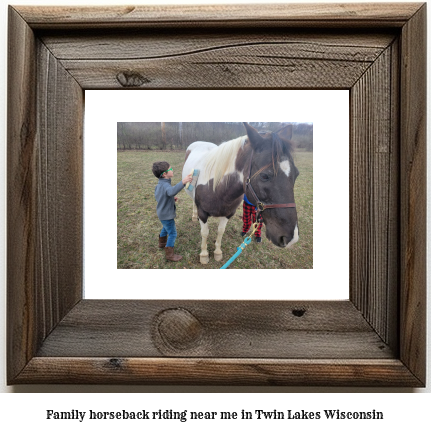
350, 44, 399, 347
7, 6, 83, 382
42, 29, 394, 89
7, 3, 426, 386
7, 6, 38, 381
15, 3, 423, 29
399, 4, 427, 385
15, 358, 422, 386
35, 40, 84, 335
40, 31, 395, 61
36, 300, 393, 359
50, 31, 394, 89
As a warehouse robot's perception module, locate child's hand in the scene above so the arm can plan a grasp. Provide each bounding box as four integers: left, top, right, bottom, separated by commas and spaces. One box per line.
182, 174, 193, 185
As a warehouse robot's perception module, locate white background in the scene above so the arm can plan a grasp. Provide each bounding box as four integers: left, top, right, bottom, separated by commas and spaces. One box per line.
85, 90, 349, 300
0, 0, 430, 428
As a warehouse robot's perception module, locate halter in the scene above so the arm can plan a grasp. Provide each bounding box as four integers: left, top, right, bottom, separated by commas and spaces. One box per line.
244, 140, 296, 220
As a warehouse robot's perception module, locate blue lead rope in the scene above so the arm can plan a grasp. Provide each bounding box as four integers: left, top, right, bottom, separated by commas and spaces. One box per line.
219, 236, 253, 269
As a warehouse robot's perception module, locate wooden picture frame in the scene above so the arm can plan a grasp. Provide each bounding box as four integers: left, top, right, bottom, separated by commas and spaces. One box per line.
7, 3, 426, 386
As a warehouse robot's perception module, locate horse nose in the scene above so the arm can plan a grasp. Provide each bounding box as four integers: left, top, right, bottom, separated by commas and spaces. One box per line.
281, 236, 295, 248
281, 236, 289, 247
282, 225, 299, 248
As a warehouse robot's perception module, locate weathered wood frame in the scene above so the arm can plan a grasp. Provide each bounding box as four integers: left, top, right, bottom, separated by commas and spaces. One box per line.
7, 3, 426, 386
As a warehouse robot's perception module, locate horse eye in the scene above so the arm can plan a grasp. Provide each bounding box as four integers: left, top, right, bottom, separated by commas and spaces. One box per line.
260, 173, 269, 181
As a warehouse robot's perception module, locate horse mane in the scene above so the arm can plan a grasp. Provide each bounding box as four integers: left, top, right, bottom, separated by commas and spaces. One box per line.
203, 135, 247, 190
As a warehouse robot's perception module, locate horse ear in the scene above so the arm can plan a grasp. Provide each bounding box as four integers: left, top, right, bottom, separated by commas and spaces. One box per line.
278, 124, 293, 141
243, 122, 264, 150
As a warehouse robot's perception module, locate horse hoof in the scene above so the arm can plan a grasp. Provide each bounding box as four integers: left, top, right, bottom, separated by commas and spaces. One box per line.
200, 255, 209, 264
214, 252, 223, 261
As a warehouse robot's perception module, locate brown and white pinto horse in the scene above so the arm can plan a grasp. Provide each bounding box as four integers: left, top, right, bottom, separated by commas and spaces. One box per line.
182, 122, 299, 264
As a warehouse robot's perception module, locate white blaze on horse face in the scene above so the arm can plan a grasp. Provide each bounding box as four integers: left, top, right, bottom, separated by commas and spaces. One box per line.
280, 159, 291, 178
286, 224, 299, 249
237, 170, 244, 185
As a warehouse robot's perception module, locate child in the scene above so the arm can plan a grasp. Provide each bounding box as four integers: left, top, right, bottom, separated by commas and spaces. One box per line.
242, 194, 263, 243
152, 161, 193, 262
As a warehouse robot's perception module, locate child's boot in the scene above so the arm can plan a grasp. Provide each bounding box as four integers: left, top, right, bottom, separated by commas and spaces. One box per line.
158, 235, 168, 248
165, 247, 182, 262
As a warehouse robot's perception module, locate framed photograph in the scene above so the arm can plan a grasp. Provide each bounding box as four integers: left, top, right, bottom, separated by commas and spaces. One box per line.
7, 3, 426, 386
87, 90, 348, 300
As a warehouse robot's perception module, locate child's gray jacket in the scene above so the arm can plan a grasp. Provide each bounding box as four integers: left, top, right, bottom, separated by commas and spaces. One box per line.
154, 178, 185, 220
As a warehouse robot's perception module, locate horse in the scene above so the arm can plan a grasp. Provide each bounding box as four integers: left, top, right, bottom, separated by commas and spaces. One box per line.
182, 122, 299, 265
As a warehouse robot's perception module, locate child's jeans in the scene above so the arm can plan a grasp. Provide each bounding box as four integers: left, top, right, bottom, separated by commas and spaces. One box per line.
160, 219, 177, 247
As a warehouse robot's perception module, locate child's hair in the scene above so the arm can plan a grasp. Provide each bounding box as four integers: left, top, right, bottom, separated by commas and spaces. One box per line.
152, 161, 170, 178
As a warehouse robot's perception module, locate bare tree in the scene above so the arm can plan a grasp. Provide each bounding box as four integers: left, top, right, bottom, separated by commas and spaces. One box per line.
179, 122, 183, 148
161, 122, 166, 150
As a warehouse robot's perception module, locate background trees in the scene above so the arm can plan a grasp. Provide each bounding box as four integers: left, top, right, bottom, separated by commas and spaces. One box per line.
117, 122, 313, 151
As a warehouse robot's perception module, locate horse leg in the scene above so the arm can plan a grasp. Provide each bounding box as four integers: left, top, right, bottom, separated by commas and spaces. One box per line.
214, 217, 229, 262
199, 219, 210, 264
192, 201, 198, 222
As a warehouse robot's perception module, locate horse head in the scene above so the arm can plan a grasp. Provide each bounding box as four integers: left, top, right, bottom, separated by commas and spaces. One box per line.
243, 122, 299, 249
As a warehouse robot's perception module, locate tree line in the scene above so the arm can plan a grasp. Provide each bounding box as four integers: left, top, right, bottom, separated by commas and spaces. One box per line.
117, 122, 313, 151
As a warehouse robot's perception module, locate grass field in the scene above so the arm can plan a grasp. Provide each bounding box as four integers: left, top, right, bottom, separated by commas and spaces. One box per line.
118, 150, 313, 269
